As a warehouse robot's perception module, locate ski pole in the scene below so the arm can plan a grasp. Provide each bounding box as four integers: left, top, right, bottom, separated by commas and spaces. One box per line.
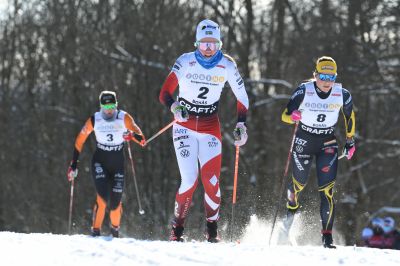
230, 145, 240, 242
144, 120, 176, 146
268, 122, 299, 245
324, 139, 346, 160
126, 141, 145, 215
68, 178, 75, 235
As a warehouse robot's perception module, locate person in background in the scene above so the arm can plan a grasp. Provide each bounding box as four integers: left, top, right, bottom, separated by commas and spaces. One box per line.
159, 19, 249, 242
364, 216, 400, 249
279, 56, 356, 248
67, 91, 146, 237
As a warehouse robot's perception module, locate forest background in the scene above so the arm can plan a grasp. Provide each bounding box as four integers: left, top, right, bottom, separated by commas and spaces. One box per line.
0, 0, 399, 245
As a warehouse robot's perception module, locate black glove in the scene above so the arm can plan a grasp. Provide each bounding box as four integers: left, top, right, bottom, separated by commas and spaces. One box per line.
70, 160, 78, 171
133, 133, 143, 142
343, 137, 355, 159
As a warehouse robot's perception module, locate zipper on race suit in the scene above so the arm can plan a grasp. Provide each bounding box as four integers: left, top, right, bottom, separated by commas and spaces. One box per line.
195, 116, 199, 132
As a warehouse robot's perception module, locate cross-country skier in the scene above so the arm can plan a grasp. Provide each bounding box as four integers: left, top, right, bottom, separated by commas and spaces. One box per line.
280, 56, 356, 248
159, 19, 249, 242
67, 91, 146, 237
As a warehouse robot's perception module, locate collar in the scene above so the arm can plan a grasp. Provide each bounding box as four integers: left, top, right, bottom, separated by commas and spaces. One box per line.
194, 49, 223, 69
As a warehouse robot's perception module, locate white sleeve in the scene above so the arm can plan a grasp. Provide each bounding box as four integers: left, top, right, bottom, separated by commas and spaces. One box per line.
171, 54, 187, 80
226, 60, 249, 121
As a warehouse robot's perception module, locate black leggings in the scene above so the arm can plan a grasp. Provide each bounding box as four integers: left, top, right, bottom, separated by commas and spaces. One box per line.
91, 149, 125, 210
287, 129, 338, 231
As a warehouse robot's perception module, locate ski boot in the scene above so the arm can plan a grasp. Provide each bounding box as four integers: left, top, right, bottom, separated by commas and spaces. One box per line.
322, 232, 336, 249
206, 221, 220, 243
277, 208, 296, 245
91, 228, 101, 237
169, 225, 185, 242
111, 226, 120, 238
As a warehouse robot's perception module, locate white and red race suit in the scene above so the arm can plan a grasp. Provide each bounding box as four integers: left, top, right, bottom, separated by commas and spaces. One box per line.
159, 51, 249, 226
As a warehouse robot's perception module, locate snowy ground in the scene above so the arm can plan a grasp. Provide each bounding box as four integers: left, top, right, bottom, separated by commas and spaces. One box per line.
1, 231, 399, 266
1, 215, 399, 266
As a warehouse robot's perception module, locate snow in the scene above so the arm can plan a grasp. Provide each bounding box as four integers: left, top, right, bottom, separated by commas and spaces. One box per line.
1, 232, 399, 266
1, 215, 400, 266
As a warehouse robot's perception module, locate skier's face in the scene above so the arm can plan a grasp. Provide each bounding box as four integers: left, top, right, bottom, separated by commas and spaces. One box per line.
314, 72, 336, 92
197, 37, 220, 57
100, 104, 117, 120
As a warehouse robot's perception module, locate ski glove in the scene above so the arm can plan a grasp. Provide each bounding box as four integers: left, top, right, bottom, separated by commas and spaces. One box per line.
67, 160, 78, 181
343, 137, 355, 160
233, 122, 248, 146
171, 102, 189, 123
123, 131, 146, 146
123, 131, 132, 141
134, 133, 146, 147
290, 110, 302, 122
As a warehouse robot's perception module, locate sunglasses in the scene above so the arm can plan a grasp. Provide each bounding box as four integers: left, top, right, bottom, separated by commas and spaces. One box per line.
101, 103, 117, 110
317, 73, 337, 82
196, 41, 221, 51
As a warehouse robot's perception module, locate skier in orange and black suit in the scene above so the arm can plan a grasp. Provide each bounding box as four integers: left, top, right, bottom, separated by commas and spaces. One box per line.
67, 91, 146, 237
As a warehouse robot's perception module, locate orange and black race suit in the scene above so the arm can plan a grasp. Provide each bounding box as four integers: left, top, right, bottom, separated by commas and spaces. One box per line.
71, 110, 144, 231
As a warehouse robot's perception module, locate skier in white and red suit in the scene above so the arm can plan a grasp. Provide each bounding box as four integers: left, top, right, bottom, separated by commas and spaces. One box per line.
159, 19, 249, 242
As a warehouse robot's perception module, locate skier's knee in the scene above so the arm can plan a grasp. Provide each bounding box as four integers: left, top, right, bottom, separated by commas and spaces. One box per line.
110, 197, 122, 210
318, 181, 335, 199
287, 177, 305, 210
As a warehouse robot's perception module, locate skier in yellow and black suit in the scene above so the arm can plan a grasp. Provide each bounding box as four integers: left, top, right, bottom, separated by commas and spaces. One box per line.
279, 56, 355, 248
67, 91, 146, 237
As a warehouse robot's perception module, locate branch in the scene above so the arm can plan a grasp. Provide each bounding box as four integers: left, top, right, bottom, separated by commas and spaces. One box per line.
245, 78, 293, 89
253, 94, 291, 107
94, 45, 168, 70
363, 139, 400, 146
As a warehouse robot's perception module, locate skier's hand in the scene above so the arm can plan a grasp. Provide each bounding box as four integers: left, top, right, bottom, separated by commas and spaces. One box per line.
290, 110, 302, 122
67, 160, 78, 181
133, 133, 146, 147
171, 102, 189, 123
123, 131, 132, 142
233, 122, 248, 146
343, 137, 355, 160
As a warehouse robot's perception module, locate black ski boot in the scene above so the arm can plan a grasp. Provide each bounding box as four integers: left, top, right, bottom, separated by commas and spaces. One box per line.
111, 226, 119, 238
169, 225, 184, 242
322, 233, 336, 249
206, 221, 220, 243
91, 228, 101, 237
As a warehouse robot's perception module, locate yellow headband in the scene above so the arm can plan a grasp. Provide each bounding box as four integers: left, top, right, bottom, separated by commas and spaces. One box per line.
316, 57, 337, 75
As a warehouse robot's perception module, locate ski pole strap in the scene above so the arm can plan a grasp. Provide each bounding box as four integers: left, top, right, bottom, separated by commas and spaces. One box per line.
145, 120, 176, 145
